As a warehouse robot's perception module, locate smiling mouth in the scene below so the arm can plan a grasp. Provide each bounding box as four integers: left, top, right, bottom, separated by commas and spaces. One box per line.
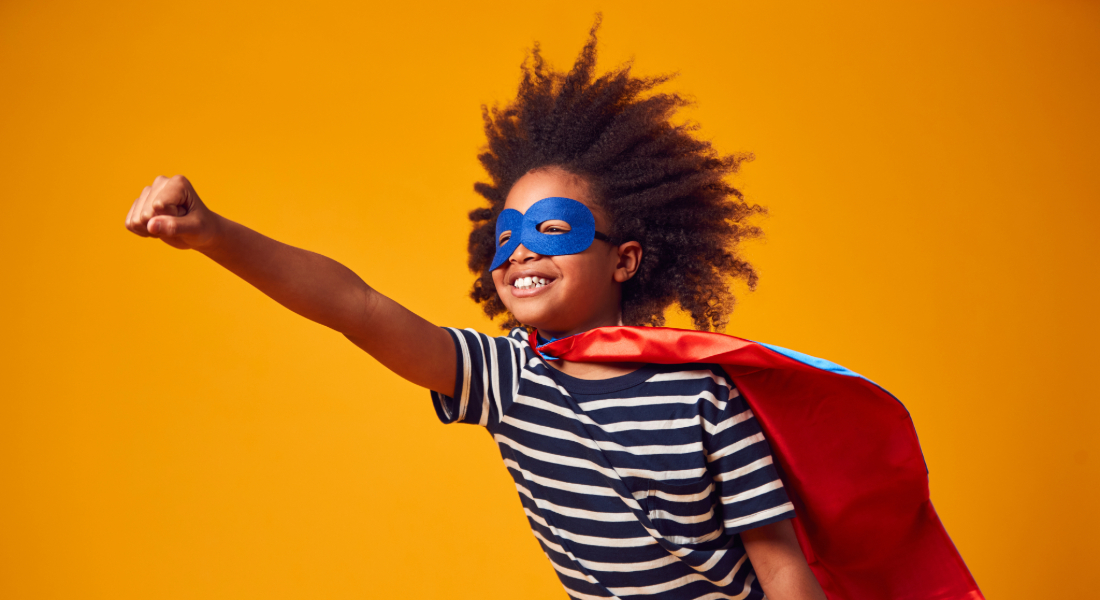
513, 276, 553, 290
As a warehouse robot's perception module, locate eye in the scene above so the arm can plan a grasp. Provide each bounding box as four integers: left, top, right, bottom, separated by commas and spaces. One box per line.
498, 231, 512, 247
538, 221, 572, 235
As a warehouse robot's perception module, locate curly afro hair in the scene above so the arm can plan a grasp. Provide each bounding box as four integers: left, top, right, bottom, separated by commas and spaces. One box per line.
468, 18, 765, 332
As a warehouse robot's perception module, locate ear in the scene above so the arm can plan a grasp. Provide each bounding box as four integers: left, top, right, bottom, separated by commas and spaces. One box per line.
612, 241, 643, 283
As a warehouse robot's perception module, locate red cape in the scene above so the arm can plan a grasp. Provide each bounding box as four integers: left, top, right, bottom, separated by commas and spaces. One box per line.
533, 326, 983, 600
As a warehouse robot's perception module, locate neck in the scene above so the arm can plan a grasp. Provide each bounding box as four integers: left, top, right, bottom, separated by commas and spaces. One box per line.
536, 311, 624, 342
535, 313, 640, 381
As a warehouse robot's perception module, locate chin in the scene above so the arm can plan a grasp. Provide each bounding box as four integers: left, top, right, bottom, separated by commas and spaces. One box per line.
502, 300, 545, 327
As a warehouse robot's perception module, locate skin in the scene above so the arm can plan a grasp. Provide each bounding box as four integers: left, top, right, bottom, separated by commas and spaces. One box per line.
124, 170, 825, 600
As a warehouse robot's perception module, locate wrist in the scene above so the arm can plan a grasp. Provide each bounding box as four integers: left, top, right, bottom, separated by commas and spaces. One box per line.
193, 211, 230, 255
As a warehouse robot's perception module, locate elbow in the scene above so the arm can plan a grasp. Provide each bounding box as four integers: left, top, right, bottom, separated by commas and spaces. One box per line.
339, 283, 380, 340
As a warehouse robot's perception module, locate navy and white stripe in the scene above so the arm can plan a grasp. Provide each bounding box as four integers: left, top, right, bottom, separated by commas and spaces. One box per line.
431, 328, 795, 600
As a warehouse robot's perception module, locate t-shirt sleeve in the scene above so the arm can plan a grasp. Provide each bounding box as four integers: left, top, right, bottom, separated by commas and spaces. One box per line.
706, 380, 797, 534
430, 327, 522, 427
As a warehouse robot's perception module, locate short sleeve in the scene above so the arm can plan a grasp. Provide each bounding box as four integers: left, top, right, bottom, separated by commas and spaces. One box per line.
706, 381, 797, 534
430, 327, 523, 427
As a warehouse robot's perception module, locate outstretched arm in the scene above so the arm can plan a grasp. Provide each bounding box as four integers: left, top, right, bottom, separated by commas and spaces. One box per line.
124, 175, 456, 396
742, 519, 827, 600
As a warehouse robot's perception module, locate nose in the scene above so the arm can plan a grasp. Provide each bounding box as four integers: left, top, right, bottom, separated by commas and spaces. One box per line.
509, 243, 540, 264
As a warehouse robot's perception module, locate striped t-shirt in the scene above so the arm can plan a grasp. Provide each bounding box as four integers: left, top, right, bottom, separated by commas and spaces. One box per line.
431, 327, 796, 600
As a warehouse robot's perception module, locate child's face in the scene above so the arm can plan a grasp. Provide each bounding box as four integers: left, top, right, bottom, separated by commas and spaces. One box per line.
491, 167, 640, 338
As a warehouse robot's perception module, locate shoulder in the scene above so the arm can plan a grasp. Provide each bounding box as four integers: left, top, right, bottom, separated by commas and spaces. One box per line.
442, 326, 528, 345
442, 326, 536, 364
505, 327, 532, 345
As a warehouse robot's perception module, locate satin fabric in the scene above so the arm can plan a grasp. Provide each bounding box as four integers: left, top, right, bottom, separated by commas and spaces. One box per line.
532, 326, 983, 600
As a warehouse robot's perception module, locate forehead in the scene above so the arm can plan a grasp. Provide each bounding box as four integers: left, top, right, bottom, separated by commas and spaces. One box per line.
504, 168, 596, 215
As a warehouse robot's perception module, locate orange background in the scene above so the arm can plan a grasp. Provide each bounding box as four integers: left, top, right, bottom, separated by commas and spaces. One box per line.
2, 1, 1097, 598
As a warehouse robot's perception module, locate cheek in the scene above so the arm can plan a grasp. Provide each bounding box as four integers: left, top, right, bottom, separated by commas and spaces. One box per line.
555, 256, 600, 288
571, 251, 610, 278
491, 271, 511, 300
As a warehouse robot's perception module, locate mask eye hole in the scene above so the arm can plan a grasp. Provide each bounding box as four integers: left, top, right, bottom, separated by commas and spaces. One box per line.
537, 220, 572, 235
498, 231, 512, 247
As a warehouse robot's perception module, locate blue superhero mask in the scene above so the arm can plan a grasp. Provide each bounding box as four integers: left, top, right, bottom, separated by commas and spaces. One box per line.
489, 197, 612, 271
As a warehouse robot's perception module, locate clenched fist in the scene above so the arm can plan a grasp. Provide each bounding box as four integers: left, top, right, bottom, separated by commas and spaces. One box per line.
124, 175, 220, 250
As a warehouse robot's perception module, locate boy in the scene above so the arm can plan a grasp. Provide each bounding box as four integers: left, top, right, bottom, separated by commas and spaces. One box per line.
125, 24, 980, 600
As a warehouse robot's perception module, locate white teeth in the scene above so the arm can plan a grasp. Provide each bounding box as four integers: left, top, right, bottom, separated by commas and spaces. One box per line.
513, 276, 551, 289
513, 276, 554, 290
